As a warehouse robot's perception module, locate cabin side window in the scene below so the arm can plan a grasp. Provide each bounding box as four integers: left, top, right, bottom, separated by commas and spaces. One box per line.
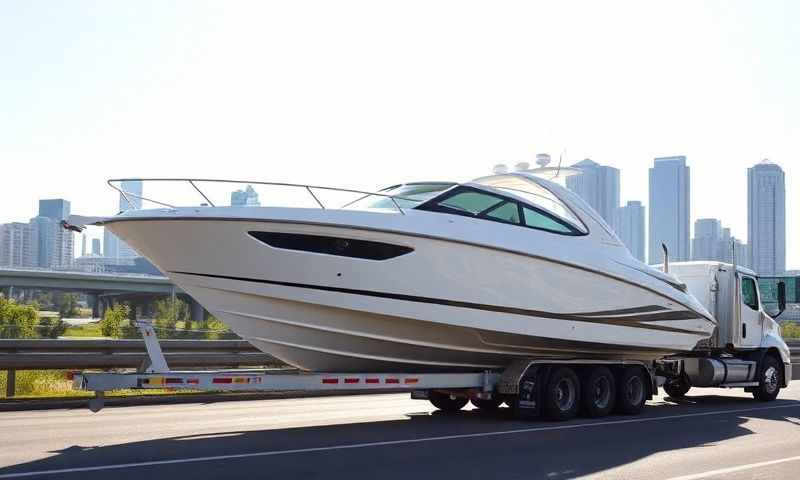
742, 277, 760, 311
418, 186, 583, 235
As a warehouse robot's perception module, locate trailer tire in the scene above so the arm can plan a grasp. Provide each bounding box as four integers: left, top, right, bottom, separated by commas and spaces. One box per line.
752, 355, 782, 402
470, 397, 503, 411
580, 366, 616, 418
616, 367, 647, 415
663, 376, 691, 399
429, 391, 469, 412
543, 367, 580, 421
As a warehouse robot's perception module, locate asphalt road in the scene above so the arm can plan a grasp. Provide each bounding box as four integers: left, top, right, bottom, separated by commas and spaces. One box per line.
1, 384, 800, 480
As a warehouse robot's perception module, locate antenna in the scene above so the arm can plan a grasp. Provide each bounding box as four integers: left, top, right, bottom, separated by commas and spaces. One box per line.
549, 149, 566, 180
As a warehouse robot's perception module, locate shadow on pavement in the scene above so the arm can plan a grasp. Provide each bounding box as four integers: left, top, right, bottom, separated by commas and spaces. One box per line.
2, 395, 799, 479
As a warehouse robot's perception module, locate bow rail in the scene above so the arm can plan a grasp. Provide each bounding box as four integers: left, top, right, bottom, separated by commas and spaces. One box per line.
107, 178, 430, 215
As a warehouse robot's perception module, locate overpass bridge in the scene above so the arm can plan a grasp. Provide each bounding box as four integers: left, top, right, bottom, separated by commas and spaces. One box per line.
0, 267, 204, 320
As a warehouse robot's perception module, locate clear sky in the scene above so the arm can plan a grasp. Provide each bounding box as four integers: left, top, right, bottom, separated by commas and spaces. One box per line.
1, 1, 797, 266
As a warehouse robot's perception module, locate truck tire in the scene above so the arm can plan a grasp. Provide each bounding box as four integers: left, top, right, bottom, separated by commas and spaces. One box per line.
663, 376, 691, 399
429, 391, 469, 412
752, 355, 782, 402
543, 367, 581, 421
470, 397, 503, 411
581, 366, 616, 418
616, 367, 647, 415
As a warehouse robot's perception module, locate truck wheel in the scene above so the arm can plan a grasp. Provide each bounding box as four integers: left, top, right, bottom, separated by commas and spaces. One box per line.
616, 367, 647, 415
543, 367, 580, 420
753, 355, 782, 402
663, 376, 691, 399
429, 391, 469, 412
581, 366, 616, 418
470, 397, 503, 411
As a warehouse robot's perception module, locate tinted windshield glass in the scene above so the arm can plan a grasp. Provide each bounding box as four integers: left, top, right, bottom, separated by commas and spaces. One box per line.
345, 183, 454, 210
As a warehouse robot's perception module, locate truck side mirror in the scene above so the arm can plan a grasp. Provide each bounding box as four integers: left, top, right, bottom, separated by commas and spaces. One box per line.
777, 281, 786, 317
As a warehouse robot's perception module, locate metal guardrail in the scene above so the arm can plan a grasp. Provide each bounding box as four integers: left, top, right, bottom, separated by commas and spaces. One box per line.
0, 339, 280, 397
2, 339, 799, 398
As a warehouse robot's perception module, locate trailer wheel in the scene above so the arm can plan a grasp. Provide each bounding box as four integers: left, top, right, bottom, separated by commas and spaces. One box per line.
429, 391, 469, 412
470, 397, 503, 411
663, 376, 691, 399
752, 355, 782, 402
543, 367, 580, 420
616, 367, 647, 415
581, 366, 616, 418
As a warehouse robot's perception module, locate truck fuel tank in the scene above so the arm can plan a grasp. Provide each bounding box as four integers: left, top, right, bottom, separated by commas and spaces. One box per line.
684, 357, 757, 387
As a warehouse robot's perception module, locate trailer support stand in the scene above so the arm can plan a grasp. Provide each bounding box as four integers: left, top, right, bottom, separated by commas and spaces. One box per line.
135, 319, 169, 373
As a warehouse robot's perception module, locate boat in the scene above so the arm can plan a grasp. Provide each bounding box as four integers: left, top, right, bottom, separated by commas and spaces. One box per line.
69, 172, 716, 372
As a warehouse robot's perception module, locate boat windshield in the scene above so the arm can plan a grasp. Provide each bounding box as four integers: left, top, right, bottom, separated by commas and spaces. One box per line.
473, 175, 586, 233
345, 183, 456, 210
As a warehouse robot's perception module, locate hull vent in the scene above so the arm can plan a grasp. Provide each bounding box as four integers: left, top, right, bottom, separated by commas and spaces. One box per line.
249, 231, 414, 260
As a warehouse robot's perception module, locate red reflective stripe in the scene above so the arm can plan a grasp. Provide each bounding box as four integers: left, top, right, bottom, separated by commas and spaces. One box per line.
385, 378, 400, 384
365, 378, 380, 384
213, 378, 233, 384
404, 378, 419, 384
322, 378, 339, 384
187, 379, 199, 385
344, 378, 359, 384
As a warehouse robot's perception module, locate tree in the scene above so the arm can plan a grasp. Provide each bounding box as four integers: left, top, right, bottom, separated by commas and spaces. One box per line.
100, 303, 130, 338
58, 293, 80, 318
154, 297, 189, 334
0, 297, 38, 338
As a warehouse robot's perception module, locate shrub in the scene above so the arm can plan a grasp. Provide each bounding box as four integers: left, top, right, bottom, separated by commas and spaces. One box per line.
100, 304, 130, 338
0, 297, 38, 338
781, 322, 800, 339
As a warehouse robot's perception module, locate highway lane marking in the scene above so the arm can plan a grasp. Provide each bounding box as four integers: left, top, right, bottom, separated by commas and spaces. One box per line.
666, 454, 800, 480
0, 402, 798, 479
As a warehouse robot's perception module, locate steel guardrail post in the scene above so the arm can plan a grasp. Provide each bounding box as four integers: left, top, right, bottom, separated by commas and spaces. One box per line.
5, 369, 15, 398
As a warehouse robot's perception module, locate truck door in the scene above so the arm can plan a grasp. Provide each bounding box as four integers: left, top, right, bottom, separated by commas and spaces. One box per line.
739, 275, 763, 348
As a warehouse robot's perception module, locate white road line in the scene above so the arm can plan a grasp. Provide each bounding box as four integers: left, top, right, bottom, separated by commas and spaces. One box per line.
0, 402, 798, 479
666, 455, 800, 480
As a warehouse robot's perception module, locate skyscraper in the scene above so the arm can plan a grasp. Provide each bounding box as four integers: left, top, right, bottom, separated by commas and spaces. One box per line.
34, 198, 73, 269
91, 238, 102, 256
105, 180, 143, 259
691, 218, 722, 261
231, 185, 261, 207
614, 201, 646, 262
0, 222, 38, 268
565, 159, 620, 225
649, 156, 690, 263
748, 159, 786, 275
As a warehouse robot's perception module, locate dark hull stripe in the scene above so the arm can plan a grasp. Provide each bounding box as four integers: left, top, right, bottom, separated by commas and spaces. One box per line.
171, 271, 709, 335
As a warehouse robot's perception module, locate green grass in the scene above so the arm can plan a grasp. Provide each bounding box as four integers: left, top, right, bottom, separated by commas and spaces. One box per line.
0, 369, 201, 399
781, 322, 800, 339
63, 322, 104, 338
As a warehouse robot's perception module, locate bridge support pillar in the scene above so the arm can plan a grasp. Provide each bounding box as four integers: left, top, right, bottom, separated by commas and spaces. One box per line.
190, 298, 204, 323
5, 369, 15, 398
89, 293, 100, 319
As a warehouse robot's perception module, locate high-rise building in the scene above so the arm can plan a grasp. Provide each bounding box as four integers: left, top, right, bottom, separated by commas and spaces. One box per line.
81, 234, 87, 257
38, 199, 70, 223
231, 185, 261, 207
614, 201, 646, 262
0, 222, 38, 268
690, 218, 750, 267
649, 156, 690, 263
565, 159, 620, 225
692, 218, 722, 261
748, 159, 786, 275
91, 238, 101, 256
105, 180, 143, 259
34, 198, 73, 269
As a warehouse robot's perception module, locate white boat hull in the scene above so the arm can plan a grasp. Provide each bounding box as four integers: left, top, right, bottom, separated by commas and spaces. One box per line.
108, 214, 715, 372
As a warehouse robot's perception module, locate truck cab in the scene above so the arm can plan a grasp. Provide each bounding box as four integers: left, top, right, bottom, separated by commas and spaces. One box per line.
662, 262, 791, 400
